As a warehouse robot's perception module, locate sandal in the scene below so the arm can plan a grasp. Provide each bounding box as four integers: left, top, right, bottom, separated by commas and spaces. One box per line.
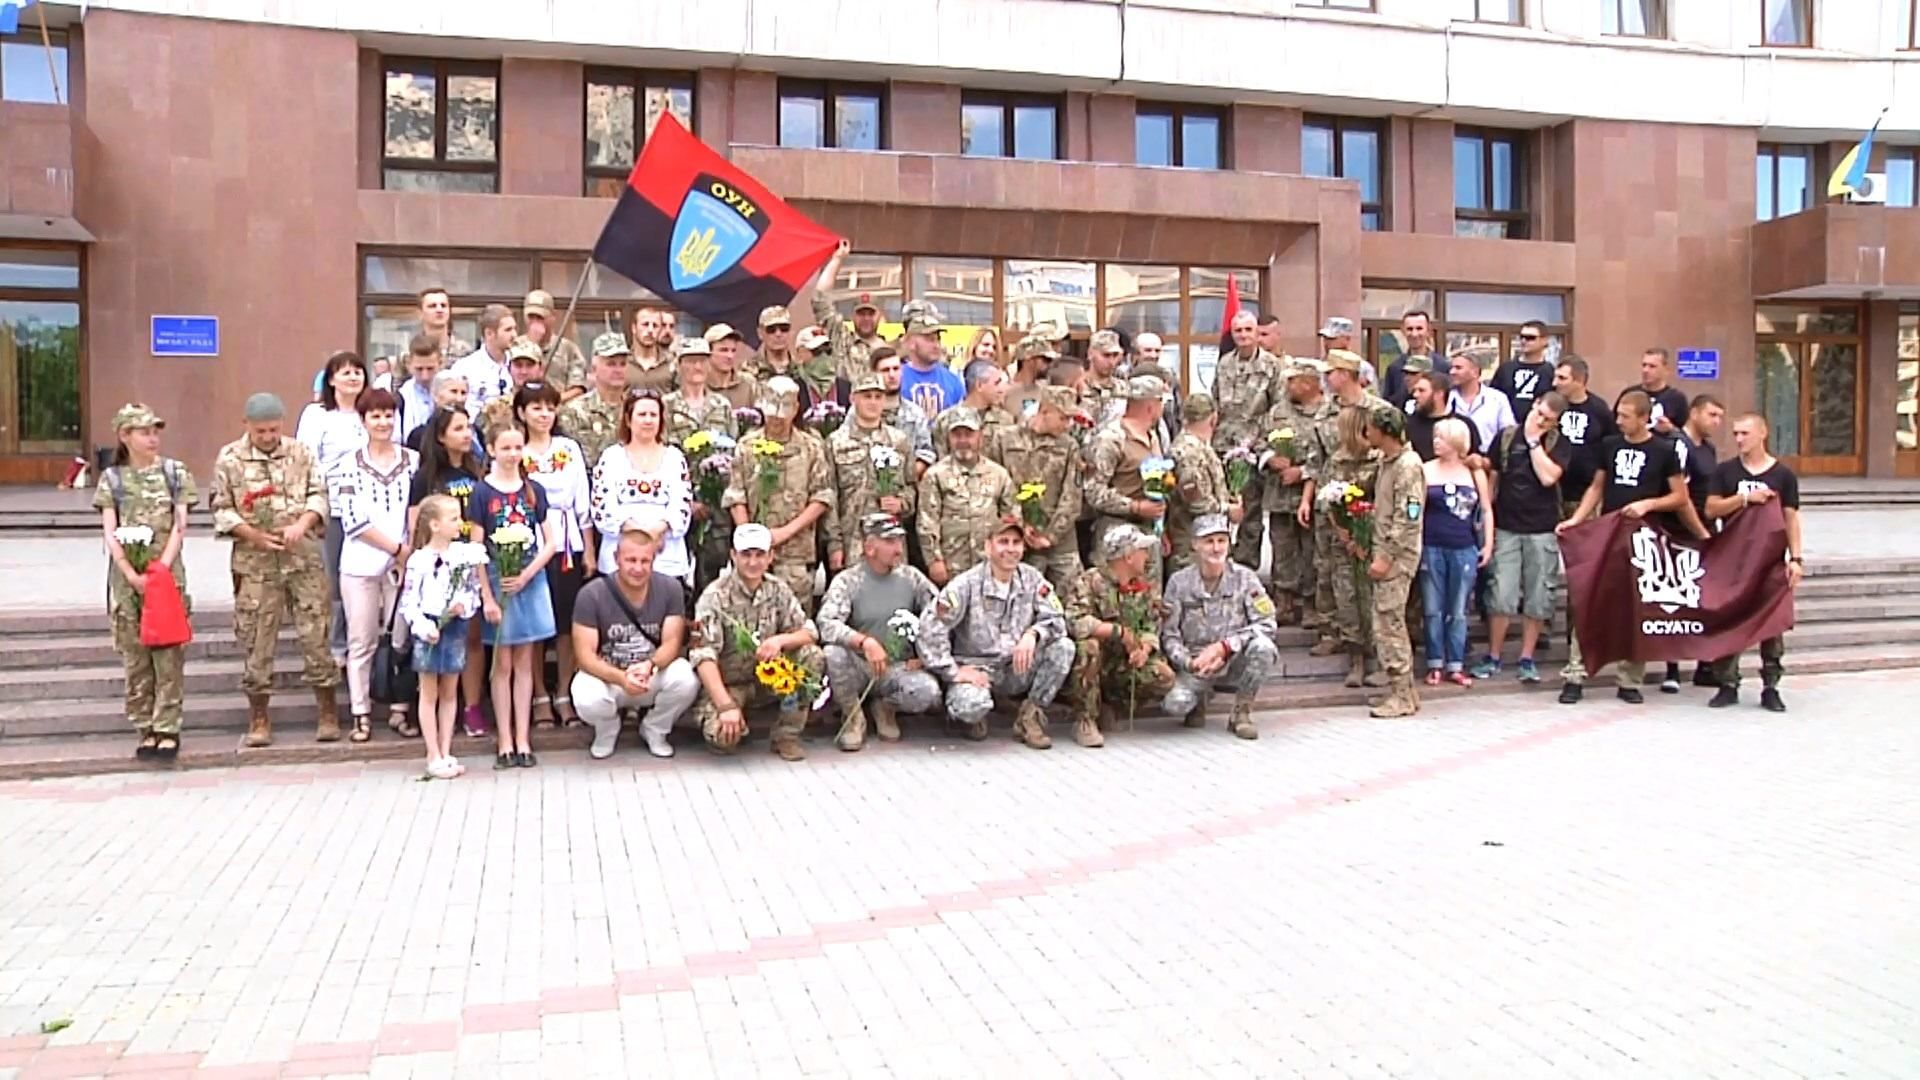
135, 730, 159, 760
154, 734, 180, 761
1446, 671, 1474, 688
553, 696, 584, 727
389, 711, 420, 739
1424, 670, 1443, 687
350, 713, 373, 743
531, 695, 557, 728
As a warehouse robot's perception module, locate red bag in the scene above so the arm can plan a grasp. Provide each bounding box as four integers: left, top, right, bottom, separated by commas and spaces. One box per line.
139, 563, 194, 649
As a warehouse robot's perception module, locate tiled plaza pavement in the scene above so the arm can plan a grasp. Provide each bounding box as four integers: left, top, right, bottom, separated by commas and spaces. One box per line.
1, 671, 1915, 1079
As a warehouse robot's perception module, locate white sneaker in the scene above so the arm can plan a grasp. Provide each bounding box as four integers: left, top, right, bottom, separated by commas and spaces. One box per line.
589, 714, 620, 760
645, 731, 675, 759
427, 756, 457, 780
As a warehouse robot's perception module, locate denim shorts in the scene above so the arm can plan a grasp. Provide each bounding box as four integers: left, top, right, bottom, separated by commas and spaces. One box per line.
412, 615, 471, 676
1486, 530, 1560, 621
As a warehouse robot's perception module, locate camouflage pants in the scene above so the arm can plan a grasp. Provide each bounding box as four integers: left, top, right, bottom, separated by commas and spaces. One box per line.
1371, 573, 1415, 678
1068, 636, 1175, 724
1314, 517, 1371, 647
1562, 635, 1645, 689
1228, 471, 1266, 569
942, 641, 1075, 726
693, 645, 827, 751
1163, 636, 1279, 717
770, 557, 818, 613
233, 566, 338, 696
1023, 543, 1084, 596
1268, 508, 1314, 599
1091, 516, 1163, 582
114, 612, 186, 735
824, 646, 943, 715
1712, 636, 1785, 690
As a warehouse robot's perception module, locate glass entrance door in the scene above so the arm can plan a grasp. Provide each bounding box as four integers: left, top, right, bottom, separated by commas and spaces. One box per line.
1755, 304, 1865, 476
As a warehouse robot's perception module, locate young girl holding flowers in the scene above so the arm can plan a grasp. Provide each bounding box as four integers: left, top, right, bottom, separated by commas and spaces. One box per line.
400, 494, 489, 779
467, 421, 559, 769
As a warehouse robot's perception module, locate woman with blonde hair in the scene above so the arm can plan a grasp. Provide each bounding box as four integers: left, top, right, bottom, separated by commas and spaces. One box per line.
1419, 417, 1493, 686
966, 327, 1001, 370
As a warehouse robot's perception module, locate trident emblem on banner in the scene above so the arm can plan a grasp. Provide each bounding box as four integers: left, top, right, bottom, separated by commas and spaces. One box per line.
1629, 526, 1704, 613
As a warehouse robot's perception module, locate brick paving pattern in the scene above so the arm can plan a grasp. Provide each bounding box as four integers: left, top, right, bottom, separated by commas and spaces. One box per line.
1, 671, 1916, 1078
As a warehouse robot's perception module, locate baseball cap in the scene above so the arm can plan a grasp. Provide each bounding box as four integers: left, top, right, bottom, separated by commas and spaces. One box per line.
1125, 374, 1166, 401
1101, 524, 1156, 562
1324, 349, 1365, 374
756, 376, 801, 412
905, 310, 943, 336
1090, 329, 1123, 354
861, 513, 906, 539
989, 514, 1025, 539
1193, 513, 1232, 539
851, 373, 886, 394
733, 523, 774, 552
506, 336, 544, 364
1368, 403, 1408, 438
523, 290, 555, 319
704, 323, 744, 344
853, 292, 879, 313
1014, 334, 1061, 365
945, 405, 983, 431
675, 336, 712, 359
112, 403, 165, 431
1181, 392, 1217, 422
592, 332, 632, 358
1283, 356, 1326, 380
1317, 317, 1355, 339
797, 327, 830, 352
759, 305, 792, 329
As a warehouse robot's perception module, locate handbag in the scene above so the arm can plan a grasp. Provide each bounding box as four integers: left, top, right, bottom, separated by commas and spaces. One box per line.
371, 583, 418, 706
138, 563, 193, 649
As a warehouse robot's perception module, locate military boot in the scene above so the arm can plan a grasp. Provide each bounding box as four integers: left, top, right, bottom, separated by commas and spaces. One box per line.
1182, 692, 1210, 729
1363, 660, 1389, 689
1370, 676, 1420, 719
1014, 702, 1052, 750
1309, 636, 1343, 657
1344, 647, 1367, 688
835, 703, 868, 752
314, 685, 342, 742
871, 699, 902, 742
1228, 699, 1259, 740
772, 712, 807, 761
243, 693, 273, 748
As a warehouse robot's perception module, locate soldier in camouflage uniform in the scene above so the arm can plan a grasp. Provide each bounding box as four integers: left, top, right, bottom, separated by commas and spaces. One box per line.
812, 240, 888, 381
1162, 514, 1279, 740
1167, 393, 1233, 577
1363, 405, 1425, 718
917, 517, 1075, 748
1084, 375, 1171, 579
827, 373, 916, 570
1302, 351, 1390, 688
1214, 310, 1284, 570
990, 385, 1084, 592
930, 360, 1016, 459
724, 376, 833, 608
1064, 526, 1176, 748
662, 337, 738, 448
705, 324, 761, 412
625, 307, 679, 395
1263, 357, 1333, 624
689, 523, 827, 760
1004, 332, 1058, 421
918, 407, 1016, 587
793, 326, 841, 403
560, 333, 632, 467
875, 347, 936, 479
97, 403, 197, 757
818, 514, 942, 751
1079, 329, 1128, 429
209, 393, 340, 747
523, 289, 587, 399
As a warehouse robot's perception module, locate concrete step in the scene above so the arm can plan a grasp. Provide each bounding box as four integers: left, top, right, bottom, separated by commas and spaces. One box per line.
0, 657, 317, 705
1792, 594, 1920, 621
0, 629, 301, 670
1793, 573, 1920, 600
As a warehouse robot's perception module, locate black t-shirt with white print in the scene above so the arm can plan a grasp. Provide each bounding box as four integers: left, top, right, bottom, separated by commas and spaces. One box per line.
1598, 433, 1681, 516
1710, 457, 1800, 511
1556, 394, 1616, 499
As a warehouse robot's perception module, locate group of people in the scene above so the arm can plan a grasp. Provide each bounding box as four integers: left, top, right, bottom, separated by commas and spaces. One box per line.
93, 251, 1804, 771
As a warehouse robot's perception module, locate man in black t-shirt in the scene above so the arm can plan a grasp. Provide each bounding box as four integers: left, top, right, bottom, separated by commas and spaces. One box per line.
1613, 348, 1691, 437
1551, 356, 1616, 512
1662, 394, 1726, 692
1555, 389, 1710, 706
1703, 413, 1802, 713
1472, 392, 1573, 685
1490, 319, 1556, 418
1404, 370, 1486, 462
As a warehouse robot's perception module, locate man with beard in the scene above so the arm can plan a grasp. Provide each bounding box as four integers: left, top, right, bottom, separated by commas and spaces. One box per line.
818, 514, 941, 750
811, 240, 888, 379
626, 307, 678, 395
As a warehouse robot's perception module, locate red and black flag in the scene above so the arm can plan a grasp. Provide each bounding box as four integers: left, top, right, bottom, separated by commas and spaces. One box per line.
591, 114, 841, 346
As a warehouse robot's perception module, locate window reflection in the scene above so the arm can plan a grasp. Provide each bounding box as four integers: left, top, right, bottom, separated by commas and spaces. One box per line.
1, 300, 81, 450
1006, 261, 1095, 335
912, 256, 994, 326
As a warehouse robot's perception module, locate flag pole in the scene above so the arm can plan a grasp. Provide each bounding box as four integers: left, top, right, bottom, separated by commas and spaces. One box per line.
34, 3, 64, 106
545, 258, 593, 366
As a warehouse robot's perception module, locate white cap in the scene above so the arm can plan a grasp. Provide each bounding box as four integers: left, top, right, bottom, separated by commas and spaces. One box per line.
733, 523, 774, 552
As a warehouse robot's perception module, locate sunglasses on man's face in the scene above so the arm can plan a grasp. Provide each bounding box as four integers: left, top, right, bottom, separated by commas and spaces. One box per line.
1519, 333, 1542, 342
767, 324, 792, 334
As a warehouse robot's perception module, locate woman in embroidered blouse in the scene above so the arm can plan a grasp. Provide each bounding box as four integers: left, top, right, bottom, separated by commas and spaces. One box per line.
329, 388, 419, 743
516, 380, 591, 727
591, 390, 693, 583
298, 350, 370, 663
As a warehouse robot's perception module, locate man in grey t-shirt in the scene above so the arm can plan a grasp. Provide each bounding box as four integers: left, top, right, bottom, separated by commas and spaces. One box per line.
570, 527, 699, 760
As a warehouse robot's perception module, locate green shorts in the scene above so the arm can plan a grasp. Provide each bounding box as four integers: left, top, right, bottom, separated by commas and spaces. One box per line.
1487, 529, 1559, 622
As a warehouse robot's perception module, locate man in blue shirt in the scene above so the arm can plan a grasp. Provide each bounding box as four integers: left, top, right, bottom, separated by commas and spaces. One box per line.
898, 305, 964, 419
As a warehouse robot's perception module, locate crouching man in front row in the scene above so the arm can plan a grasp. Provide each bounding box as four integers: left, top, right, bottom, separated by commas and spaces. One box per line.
917, 515, 1075, 748
690, 523, 827, 761
1162, 513, 1280, 740
818, 513, 942, 751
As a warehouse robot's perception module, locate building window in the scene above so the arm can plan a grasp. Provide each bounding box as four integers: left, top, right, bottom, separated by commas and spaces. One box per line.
0, 246, 83, 455
1453, 127, 1528, 239
0, 31, 66, 103
1472, 0, 1524, 24
1361, 284, 1569, 382
961, 92, 1059, 160
777, 80, 885, 152
1303, 116, 1385, 230
1756, 143, 1814, 221
1888, 149, 1916, 208
382, 58, 499, 193
1602, 0, 1666, 36
584, 69, 694, 198
1761, 0, 1812, 46
1134, 103, 1224, 169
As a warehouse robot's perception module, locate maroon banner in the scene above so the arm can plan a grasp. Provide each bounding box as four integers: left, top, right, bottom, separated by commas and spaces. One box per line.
1558, 501, 1795, 669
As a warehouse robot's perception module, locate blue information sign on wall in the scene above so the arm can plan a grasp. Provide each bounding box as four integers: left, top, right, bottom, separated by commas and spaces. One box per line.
1675, 348, 1719, 380
151, 315, 219, 357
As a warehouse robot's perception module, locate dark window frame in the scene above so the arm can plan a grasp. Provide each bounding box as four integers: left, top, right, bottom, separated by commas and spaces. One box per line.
1760, 0, 1814, 47
1453, 126, 1530, 239
381, 57, 501, 190
1602, 0, 1668, 37
1303, 115, 1386, 231
1756, 142, 1815, 221
960, 90, 1063, 160
1472, 0, 1525, 25
1133, 101, 1228, 169
0, 240, 86, 455
776, 78, 888, 151
583, 67, 697, 195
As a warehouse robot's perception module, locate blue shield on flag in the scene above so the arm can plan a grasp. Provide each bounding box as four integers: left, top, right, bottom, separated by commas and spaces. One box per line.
669, 181, 765, 292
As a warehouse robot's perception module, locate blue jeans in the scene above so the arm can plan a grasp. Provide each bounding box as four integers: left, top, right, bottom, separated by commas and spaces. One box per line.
1420, 545, 1478, 671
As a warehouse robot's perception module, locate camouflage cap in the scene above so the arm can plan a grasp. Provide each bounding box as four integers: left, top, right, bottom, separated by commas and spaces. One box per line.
1013, 334, 1061, 365
944, 405, 983, 431
900, 298, 942, 322
1090, 329, 1123, 354
523, 289, 556, 319
989, 513, 1026, 539
1026, 321, 1067, 342
1193, 513, 1232, 539
758, 305, 793, 329
1368, 402, 1408, 439
244, 392, 286, 422
674, 336, 712, 358
1283, 356, 1327, 380
112, 402, 165, 431
1182, 392, 1217, 422
704, 323, 744, 344
796, 326, 830, 352
1324, 349, 1365, 374
756, 375, 802, 412
850, 372, 886, 394
1401, 353, 1435, 374
1032, 384, 1075, 414
592, 331, 632, 358
1125, 374, 1167, 401
905, 310, 943, 336
861, 512, 907, 539
1101, 524, 1156, 562
1317, 316, 1356, 339
506, 336, 544, 364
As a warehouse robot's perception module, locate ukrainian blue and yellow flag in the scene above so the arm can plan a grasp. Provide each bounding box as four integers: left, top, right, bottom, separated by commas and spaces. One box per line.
1827, 110, 1888, 200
